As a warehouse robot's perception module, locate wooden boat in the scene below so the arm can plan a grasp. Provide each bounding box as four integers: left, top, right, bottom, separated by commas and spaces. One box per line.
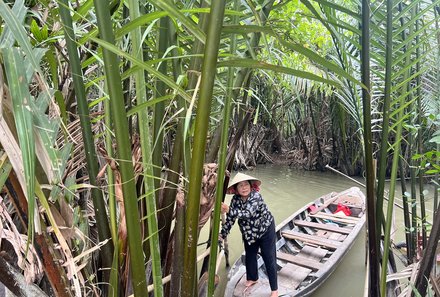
224, 187, 366, 297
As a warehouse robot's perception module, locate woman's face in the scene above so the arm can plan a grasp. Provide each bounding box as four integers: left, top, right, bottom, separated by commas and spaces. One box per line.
236, 181, 251, 197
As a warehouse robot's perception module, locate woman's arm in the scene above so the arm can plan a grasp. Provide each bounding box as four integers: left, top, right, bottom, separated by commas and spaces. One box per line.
220, 201, 237, 239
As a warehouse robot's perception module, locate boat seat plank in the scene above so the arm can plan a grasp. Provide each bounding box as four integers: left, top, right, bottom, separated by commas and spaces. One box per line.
278, 263, 311, 290
281, 230, 341, 250
299, 245, 328, 260
328, 232, 346, 241
294, 219, 352, 234
315, 229, 346, 241
276, 252, 322, 271
314, 211, 360, 221
309, 212, 359, 224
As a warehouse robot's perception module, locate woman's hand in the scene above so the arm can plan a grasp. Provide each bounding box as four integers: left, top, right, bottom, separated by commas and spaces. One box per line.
221, 202, 229, 214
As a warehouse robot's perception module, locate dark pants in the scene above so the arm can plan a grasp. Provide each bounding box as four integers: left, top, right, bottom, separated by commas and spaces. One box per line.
243, 221, 278, 291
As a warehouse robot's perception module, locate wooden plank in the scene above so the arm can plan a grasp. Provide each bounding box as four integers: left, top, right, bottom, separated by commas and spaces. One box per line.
281, 230, 341, 250
299, 245, 328, 260
294, 219, 352, 234
316, 211, 360, 221
328, 232, 347, 241
309, 212, 360, 224
328, 232, 346, 241
278, 263, 310, 290
315, 229, 346, 241
276, 252, 322, 271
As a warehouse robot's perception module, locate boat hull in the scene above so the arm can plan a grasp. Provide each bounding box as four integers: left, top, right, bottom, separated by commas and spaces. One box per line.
224, 187, 366, 297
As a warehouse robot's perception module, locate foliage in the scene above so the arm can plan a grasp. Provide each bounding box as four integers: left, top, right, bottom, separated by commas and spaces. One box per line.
0, 0, 439, 296
413, 150, 440, 174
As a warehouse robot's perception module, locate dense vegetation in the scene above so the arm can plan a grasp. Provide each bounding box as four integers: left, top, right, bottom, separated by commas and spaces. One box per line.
0, 0, 439, 296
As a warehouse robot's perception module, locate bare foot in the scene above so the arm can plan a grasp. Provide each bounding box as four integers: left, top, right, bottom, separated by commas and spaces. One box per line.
243, 280, 258, 295
270, 290, 278, 297
245, 280, 258, 287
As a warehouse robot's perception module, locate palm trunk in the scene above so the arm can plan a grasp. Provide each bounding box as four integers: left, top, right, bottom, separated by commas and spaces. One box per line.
435, 144, 439, 210
375, 0, 394, 240
92, 1, 148, 295
398, 1, 418, 263
127, 0, 163, 294
309, 97, 324, 170
170, 203, 185, 297
206, 1, 239, 292
161, 1, 210, 294
186, 0, 210, 91
398, 159, 414, 263
182, 1, 226, 295
415, 4, 427, 248
58, 1, 113, 288
153, 16, 169, 201
361, 0, 380, 296
414, 206, 440, 296
158, 15, 185, 264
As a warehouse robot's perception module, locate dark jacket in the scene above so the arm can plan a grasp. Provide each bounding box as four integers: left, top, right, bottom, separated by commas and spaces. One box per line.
221, 190, 274, 244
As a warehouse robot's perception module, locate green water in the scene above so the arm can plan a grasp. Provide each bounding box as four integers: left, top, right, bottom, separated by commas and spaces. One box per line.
205, 164, 436, 297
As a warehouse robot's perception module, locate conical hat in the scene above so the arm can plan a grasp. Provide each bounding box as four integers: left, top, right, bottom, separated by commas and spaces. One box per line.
226, 172, 261, 194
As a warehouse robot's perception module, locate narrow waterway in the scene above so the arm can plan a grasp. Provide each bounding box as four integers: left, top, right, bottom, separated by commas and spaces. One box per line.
205, 164, 436, 297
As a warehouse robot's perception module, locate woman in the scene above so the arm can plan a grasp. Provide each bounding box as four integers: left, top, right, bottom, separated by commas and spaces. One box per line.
220, 172, 278, 297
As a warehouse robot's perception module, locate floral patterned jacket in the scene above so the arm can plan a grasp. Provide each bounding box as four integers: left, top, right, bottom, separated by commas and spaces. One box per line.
220, 190, 274, 244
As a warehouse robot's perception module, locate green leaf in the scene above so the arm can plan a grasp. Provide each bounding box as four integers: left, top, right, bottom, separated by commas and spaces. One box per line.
0, 0, 42, 73
218, 58, 340, 87
0, 152, 13, 191
90, 37, 193, 103
127, 94, 174, 117
316, 0, 361, 19
30, 19, 41, 42
223, 24, 362, 87
31, 90, 71, 184
3, 47, 36, 239
149, 0, 206, 44
429, 135, 440, 144
0, 0, 26, 48
44, 47, 59, 88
